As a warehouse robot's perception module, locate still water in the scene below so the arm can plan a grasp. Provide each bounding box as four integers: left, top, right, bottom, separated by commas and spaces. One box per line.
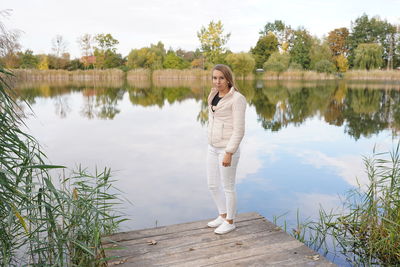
15, 79, 400, 265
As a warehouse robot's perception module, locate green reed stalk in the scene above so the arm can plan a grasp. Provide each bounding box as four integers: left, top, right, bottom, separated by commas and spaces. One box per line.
279, 143, 400, 266
1, 66, 126, 266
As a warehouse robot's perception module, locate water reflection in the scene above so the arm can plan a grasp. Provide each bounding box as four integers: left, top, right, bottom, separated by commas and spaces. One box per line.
15, 79, 400, 266
14, 79, 400, 139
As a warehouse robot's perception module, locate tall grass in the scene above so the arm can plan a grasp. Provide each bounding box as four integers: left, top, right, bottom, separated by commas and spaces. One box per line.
282, 144, 400, 266
126, 68, 151, 81
0, 67, 126, 266
152, 69, 209, 80
263, 70, 337, 80
11, 69, 125, 82
345, 70, 400, 81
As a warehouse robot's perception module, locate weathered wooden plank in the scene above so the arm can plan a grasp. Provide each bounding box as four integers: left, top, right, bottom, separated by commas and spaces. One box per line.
104, 216, 273, 252
105, 219, 278, 260
120, 239, 311, 266
103, 212, 337, 266
103, 212, 263, 244
107, 229, 322, 265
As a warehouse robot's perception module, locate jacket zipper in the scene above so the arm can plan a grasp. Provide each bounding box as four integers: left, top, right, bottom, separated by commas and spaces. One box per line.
211, 112, 215, 145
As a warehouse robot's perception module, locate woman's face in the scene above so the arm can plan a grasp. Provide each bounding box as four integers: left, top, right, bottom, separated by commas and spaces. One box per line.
212, 70, 229, 91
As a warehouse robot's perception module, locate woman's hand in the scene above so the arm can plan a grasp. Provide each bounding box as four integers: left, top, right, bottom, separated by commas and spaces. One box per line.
222, 152, 233, 167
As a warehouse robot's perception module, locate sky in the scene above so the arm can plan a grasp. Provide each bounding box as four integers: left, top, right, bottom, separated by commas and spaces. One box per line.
4, 0, 400, 58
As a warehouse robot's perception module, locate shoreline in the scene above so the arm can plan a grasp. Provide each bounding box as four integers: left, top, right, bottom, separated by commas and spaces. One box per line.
7, 69, 400, 82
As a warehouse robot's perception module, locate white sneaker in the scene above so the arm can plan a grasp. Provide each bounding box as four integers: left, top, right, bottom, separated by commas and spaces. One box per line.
214, 221, 236, 234
207, 216, 225, 228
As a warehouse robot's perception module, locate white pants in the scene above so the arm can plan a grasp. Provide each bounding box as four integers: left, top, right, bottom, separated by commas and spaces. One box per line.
206, 144, 240, 220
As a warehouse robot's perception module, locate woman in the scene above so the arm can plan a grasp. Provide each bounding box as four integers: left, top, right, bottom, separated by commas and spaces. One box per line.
206, 64, 246, 234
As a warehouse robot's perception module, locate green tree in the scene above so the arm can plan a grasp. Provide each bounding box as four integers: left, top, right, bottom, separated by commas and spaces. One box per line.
67, 59, 84, 70
354, 43, 383, 70
348, 14, 397, 69
93, 33, 119, 69
251, 32, 278, 68
197, 20, 231, 65
263, 52, 290, 73
289, 28, 313, 69
18, 49, 39, 69
103, 51, 123, 68
127, 41, 166, 69
310, 38, 334, 70
163, 50, 189, 69
225, 52, 255, 78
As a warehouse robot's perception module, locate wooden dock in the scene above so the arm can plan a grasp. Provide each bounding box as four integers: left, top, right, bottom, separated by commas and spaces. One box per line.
102, 212, 336, 266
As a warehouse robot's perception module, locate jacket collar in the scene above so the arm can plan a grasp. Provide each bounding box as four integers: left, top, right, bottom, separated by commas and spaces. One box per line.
208, 86, 235, 105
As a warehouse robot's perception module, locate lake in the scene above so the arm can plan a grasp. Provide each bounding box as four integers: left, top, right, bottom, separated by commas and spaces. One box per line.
14, 79, 400, 266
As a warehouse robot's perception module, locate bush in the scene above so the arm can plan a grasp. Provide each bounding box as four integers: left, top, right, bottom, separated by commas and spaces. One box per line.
263, 52, 290, 73
314, 59, 336, 73
225, 52, 255, 77
288, 62, 303, 71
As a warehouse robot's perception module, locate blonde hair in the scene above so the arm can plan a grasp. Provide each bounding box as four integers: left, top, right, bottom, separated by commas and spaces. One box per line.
212, 64, 238, 91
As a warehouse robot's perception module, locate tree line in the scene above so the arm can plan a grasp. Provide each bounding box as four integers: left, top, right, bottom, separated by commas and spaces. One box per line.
1, 12, 399, 76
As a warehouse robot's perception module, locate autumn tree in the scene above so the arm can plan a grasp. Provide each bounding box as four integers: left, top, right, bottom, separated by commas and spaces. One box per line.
0, 10, 21, 68
354, 43, 383, 70
327, 27, 350, 71
197, 20, 231, 65
259, 20, 293, 52
37, 54, 49, 70
78, 33, 94, 68
250, 32, 278, 68
225, 52, 255, 78
327, 27, 349, 56
336, 54, 349, 72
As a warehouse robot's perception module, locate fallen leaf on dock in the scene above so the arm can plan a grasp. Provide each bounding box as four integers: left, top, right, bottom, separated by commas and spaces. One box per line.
189, 248, 195, 251
110, 258, 127, 265
147, 240, 157, 245
306, 254, 320, 261
235, 242, 243, 245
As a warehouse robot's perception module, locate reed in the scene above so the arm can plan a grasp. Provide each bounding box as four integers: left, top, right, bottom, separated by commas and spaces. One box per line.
10, 69, 125, 82
263, 70, 336, 80
345, 70, 400, 81
0, 67, 126, 266
152, 69, 209, 81
126, 68, 151, 81
280, 144, 400, 266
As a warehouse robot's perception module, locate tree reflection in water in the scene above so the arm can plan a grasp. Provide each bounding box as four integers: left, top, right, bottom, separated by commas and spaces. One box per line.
12, 79, 400, 139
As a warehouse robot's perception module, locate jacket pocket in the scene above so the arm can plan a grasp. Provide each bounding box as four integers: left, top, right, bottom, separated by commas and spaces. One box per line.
211, 121, 223, 144
222, 123, 233, 140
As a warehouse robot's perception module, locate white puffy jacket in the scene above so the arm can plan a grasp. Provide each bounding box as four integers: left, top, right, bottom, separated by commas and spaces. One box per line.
207, 86, 246, 154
